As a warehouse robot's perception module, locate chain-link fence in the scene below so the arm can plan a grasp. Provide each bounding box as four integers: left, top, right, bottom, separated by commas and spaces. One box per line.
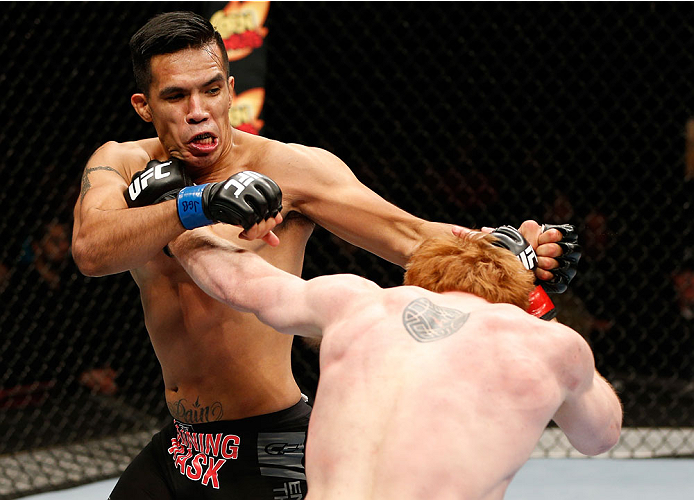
1, 2, 693, 498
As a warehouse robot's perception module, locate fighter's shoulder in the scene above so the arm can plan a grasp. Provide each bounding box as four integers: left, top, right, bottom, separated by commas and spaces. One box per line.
257, 139, 342, 172
310, 273, 382, 298
530, 316, 595, 382
539, 317, 588, 348
91, 138, 158, 160
502, 307, 585, 345
249, 140, 349, 205
89, 138, 159, 172
473, 302, 561, 334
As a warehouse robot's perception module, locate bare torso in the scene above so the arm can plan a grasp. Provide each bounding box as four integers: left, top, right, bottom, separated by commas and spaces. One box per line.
306, 287, 574, 500
126, 132, 316, 421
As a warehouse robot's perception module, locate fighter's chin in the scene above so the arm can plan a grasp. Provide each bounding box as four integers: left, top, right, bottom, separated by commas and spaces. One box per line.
183, 155, 218, 171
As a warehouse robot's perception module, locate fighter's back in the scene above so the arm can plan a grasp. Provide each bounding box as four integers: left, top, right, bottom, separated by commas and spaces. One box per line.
307, 285, 581, 500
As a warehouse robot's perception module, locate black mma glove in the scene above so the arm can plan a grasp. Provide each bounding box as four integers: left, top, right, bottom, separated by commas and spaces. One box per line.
490, 225, 539, 271
538, 223, 581, 294
176, 171, 283, 230
126, 158, 192, 207
126, 158, 193, 257
490, 225, 557, 321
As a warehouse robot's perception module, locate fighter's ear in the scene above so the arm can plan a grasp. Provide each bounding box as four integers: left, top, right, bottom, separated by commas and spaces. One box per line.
228, 76, 235, 107
131, 93, 152, 122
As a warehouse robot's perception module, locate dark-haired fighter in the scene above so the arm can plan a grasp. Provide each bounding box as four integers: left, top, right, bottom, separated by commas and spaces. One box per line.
73, 10, 577, 500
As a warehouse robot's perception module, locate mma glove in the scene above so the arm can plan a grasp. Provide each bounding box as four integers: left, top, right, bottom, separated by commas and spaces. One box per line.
537, 224, 581, 294
490, 224, 582, 321
125, 160, 283, 231
490, 225, 557, 321
176, 171, 283, 230
126, 158, 192, 207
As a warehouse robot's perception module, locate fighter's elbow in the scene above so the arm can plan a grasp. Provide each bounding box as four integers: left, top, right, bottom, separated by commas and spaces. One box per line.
602, 411, 623, 452
73, 250, 102, 277
575, 417, 622, 456
72, 236, 109, 277
581, 432, 621, 457
602, 423, 622, 453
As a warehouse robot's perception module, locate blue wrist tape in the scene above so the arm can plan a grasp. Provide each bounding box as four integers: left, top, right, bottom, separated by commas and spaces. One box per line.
177, 184, 213, 229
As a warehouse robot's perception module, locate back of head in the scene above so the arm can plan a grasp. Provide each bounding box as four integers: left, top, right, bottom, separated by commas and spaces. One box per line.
403, 233, 535, 310
130, 11, 229, 94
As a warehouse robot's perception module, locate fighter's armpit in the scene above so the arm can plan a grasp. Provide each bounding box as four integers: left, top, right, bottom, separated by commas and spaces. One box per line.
79, 165, 126, 202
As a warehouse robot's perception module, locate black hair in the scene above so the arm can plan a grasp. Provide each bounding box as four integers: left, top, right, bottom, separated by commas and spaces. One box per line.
129, 11, 229, 94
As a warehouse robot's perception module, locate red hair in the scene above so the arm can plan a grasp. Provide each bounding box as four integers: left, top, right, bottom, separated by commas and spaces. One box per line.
403, 233, 535, 309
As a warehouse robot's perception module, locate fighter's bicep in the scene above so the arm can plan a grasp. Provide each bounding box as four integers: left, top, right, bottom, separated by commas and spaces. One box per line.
253, 276, 323, 337
77, 163, 130, 211
259, 274, 378, 337
303, 274, 380, 327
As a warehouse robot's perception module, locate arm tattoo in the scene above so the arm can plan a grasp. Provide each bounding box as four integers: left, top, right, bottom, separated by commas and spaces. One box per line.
402, 297, 469, 342
79, 165, 126, 202
167, 396, 224, 423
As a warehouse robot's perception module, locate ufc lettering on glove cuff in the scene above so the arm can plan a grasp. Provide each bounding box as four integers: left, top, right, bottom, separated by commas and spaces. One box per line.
177, 185, 213, 229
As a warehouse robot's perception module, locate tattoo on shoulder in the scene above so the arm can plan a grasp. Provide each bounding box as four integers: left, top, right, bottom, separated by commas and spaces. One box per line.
167, 396, 224, 423
402, 297, 469, 343
79, 165, 125, 202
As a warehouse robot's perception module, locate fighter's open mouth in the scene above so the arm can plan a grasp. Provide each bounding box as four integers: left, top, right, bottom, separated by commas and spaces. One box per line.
191, 132, 216, 145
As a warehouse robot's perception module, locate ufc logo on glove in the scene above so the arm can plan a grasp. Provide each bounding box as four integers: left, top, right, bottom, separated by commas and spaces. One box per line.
223, 171, 266, 198
517, 246, 538, 271
128, 161, 173, 202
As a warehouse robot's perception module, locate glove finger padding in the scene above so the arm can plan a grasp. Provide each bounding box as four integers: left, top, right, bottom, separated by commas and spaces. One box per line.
556, 241, 582, 265
540, 224, 582, 294
242, 176, 283, 221
202, 183, 258, 229
543, 223, 578, 242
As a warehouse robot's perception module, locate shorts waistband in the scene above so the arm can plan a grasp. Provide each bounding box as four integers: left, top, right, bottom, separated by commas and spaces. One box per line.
173, 398, 311, 434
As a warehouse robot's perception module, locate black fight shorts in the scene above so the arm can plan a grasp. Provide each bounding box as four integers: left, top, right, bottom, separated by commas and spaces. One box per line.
109, 399, 311, 500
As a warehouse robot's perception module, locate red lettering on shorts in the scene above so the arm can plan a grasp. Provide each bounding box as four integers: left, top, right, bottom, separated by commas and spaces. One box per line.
175, 449, 193, 474
221, 435, 240, 459
201, 457, 227, 489
167, 438, 185, 457
181, 430, 191, 448
188, 432, 200, 452
168, 432, 239, 489
186, 453, 207, 481
198, 433, 205, 453
205, 433, 222, 456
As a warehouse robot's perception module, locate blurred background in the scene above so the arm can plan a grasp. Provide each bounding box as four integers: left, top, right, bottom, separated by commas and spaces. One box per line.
1, 2, 692, 498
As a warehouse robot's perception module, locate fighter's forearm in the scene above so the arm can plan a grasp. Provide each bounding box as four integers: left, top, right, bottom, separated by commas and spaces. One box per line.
329, 213, 460, 269
554, 369, 622, 456
402, 220, 465, 265
592, 370, 623, 439
169, 230, 275, 314
173, 231, 326, 338
72, 200, 186, 276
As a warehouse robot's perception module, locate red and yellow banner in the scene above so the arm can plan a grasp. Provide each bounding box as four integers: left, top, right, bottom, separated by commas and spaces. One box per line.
204, 1, 269, 135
